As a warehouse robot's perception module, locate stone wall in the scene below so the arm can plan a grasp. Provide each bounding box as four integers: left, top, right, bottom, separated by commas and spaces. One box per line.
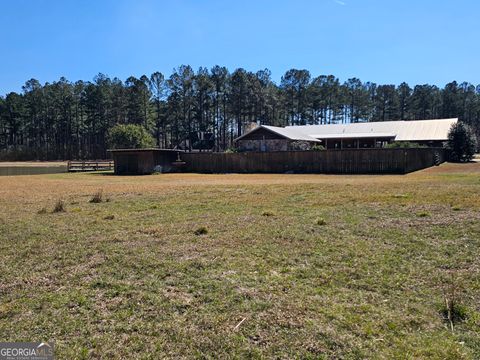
237, 139, 318, 152
237, 139, 289, 152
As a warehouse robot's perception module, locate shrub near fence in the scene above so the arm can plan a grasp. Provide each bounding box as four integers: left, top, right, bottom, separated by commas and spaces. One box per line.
182, 148, 445, 174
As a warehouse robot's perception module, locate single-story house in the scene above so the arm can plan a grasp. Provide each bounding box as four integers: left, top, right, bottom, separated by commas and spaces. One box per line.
235, 118, 457, 151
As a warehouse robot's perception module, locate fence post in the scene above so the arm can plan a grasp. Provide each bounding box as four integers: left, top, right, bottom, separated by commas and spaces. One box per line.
404, 149, 408, 174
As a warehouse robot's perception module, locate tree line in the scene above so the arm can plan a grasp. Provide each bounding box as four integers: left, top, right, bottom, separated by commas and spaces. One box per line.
0, 65, 479, 160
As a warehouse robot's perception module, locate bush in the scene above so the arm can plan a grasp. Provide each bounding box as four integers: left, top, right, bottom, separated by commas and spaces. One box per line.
262, 210, 276, 217
384, 141, 426, 149
107, 124, 155, 149
225, 147, 238, 153
447, 122, 477, 162
289, 141, 312, 151
52, 200, 66, 213
311, 144, 326, 151
90, 190, 104, 203
194, 226, 208, 236
416, 211, 430, 218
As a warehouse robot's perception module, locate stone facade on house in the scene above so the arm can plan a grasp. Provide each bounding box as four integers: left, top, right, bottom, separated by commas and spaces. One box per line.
237, 139, 317, 152
237, 139, 288, 152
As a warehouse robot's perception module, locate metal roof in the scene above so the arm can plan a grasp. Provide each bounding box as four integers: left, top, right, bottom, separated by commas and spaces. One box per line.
235, 125, 321, 142
312, 132, 396, 139
287, 118, 457, 141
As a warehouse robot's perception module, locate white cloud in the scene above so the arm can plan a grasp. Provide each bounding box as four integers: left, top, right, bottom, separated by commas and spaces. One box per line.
334, 0, 346, 5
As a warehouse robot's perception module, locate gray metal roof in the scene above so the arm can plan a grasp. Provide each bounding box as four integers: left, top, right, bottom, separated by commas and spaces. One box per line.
312, 132, 396, 139
235, 125, 321, 142
287, 118, 457, 141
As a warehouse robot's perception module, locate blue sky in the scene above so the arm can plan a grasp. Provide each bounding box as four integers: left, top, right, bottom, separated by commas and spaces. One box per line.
0, 0, 478, 94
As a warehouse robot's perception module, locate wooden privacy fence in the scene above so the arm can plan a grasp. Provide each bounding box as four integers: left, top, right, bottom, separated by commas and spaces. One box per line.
67, 160, 114, 172
181, 148, 445, 174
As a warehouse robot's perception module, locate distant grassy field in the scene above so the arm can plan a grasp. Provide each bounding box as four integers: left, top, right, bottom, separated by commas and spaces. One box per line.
0, 161, 68, 167
0, 161, 67, 176
0, 163, 479, 359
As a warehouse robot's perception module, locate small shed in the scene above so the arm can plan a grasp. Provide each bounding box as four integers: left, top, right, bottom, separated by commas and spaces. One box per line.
108, 149, 183, 175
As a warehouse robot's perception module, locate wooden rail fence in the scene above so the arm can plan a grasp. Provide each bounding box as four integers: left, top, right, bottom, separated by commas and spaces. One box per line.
67, 160, 114, 172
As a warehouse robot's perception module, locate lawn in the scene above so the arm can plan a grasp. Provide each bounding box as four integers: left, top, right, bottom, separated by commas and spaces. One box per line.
0, 163, 479, 359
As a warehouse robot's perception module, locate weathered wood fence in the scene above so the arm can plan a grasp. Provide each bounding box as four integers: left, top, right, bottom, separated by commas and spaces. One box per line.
67, 160, 114, 172
181, 148, 445, 174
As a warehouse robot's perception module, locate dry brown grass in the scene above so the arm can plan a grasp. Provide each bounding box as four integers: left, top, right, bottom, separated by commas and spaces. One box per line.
0, 161, 479, 358
0, 161, 478, 203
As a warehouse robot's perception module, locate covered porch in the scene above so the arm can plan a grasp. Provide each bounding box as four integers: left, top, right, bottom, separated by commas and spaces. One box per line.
316, 133, 396, 149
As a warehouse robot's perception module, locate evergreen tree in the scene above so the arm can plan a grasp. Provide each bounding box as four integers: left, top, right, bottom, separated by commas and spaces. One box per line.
280, 69, 311, 125
397, 82, 412, 120
447, 122, 477, 162
1, 67, 480, 159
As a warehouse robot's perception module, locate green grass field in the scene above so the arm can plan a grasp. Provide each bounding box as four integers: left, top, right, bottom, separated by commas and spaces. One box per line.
0, 163, 479, 359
